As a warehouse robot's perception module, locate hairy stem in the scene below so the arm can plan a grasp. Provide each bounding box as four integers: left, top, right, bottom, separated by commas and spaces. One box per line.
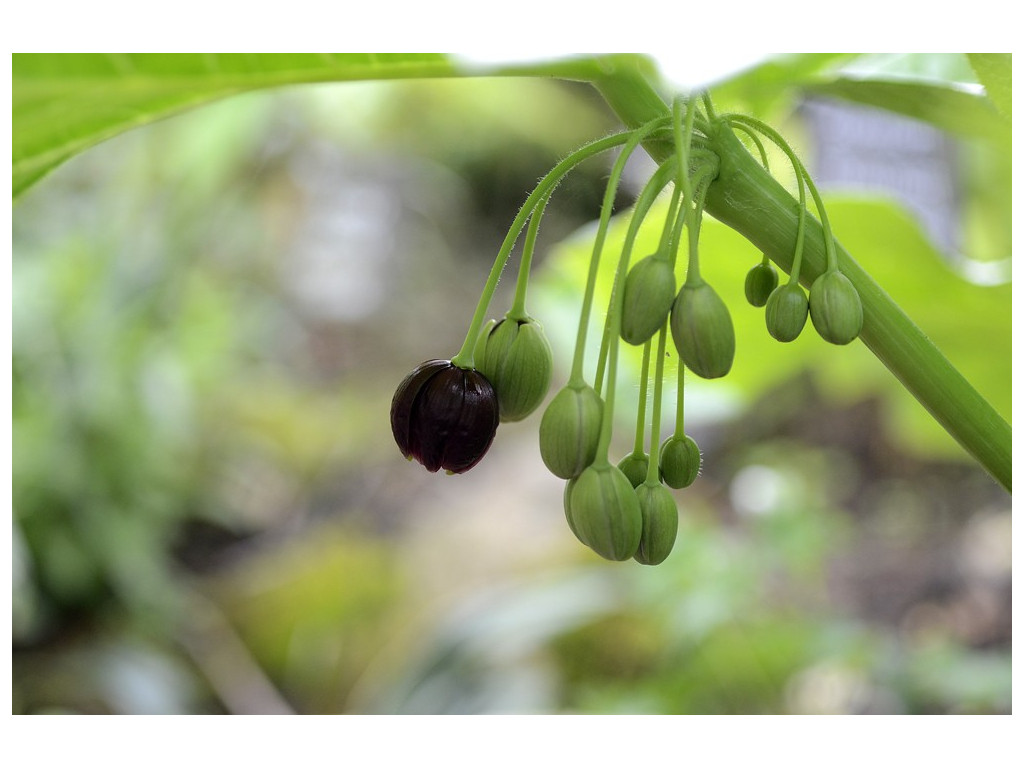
631, 340, 653, 456
451, 130, 649, 370
645, 324, 669, 486
508, 191, 550, 321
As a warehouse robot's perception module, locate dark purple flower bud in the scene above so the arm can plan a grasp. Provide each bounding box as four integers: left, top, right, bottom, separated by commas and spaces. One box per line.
390, 359, 500, 474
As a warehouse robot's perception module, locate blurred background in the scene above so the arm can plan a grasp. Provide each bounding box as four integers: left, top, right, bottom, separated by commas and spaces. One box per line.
11, 53, 1011, 714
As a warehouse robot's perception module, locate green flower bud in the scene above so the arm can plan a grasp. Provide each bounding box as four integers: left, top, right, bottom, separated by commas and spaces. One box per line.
568, 463, 642, 561
563, 477, 586, 545
538, 383, 603, 479
621, 254, 675, 346
809, 270, 863, 345
765, 282, 809, 342
659, 434, 700, 489
474, 316, 554, 422
744, 261, 779, 307
633, 483, 679, 566
670, 281, 735, 380
616, 452, 650, 488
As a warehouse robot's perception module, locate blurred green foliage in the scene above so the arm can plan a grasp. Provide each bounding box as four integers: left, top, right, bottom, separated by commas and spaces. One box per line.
11, 53, 1011, 715
12, 53, 457, 196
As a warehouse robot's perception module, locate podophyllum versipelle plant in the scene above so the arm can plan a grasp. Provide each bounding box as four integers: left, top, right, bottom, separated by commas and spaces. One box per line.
12, 54, 1011, 567
391, 93, 874, 564
391, 92, 1012, 574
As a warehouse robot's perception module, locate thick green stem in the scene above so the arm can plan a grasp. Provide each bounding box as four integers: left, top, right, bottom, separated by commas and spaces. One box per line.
593, 71, 1011, 493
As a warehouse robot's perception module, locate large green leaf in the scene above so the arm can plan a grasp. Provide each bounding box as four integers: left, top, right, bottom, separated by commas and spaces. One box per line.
708, 53, 860, 115
12, 53, 457, 198
966, 53, 1012, 118
804, 77, 1010, 145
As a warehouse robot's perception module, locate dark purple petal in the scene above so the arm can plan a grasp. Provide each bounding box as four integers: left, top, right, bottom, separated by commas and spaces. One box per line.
390, 359, 449, 459
410, 367, 464, 472
391, 360, 499, 474
438, 368, 499, 473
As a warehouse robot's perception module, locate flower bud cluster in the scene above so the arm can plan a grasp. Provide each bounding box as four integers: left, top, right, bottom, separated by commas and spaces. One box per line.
389, 100, 862, 567
750, 264, 863, 345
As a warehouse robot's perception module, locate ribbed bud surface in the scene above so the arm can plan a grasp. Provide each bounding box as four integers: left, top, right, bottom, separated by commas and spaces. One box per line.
474, 317, 553, 421
621, 254, 675, 346
670, 282, 736, 379
538, 384, 603, 479
765, 283, 809, 343
659, 435, 701, 489
633, 483, 679, 565
744, 261, 779, 307
809, 270, 863, 345
616, 452, 650, 488
568, 464, 642, 561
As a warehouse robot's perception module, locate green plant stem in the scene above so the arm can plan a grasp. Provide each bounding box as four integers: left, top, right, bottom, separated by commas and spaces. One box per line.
451, 129, 652, 370
567, 117, 670, 386
727, 123, 784, 277
677, 97, 700, 285
735, 123, 770, 172
644, 324, 669, 486
670, 167, 715, 278
726, 115, 813, 279
508, 191, 550, 321
706, 124, 1012, 491
593, 71, 1011, 491
680, 170, 716, 289
656, 184, 682, 259
594, 322, 610, 399
664, 190, 687, 269
631, 339, 653, 456
673, 359, 686, 437
594, 158, 678, 461
701, 91, 718, 120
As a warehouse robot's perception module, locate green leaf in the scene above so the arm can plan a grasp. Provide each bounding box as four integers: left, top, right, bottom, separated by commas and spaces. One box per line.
804, 77, 1010, 145
966, 53, 1012, 119
13, 53, 457, 198
708, 53, 860, 115
840, 53, 978, 85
